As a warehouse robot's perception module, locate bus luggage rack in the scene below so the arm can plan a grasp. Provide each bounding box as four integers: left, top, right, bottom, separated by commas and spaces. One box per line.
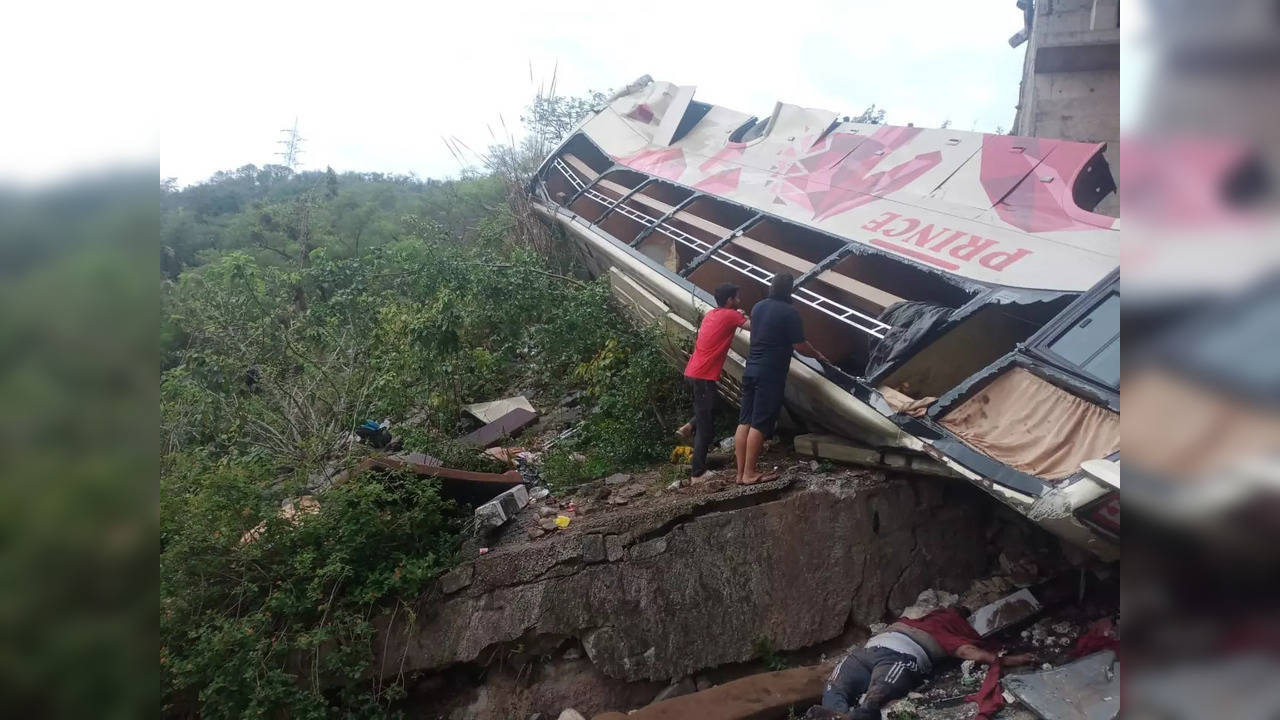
549, 158, 890, 339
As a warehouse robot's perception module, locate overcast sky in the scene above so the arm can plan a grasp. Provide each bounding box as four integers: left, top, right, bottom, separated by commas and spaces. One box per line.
5, 1, 1037, 186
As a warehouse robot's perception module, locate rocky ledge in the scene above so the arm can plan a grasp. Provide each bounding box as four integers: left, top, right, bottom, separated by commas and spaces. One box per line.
375, 470, 999, 685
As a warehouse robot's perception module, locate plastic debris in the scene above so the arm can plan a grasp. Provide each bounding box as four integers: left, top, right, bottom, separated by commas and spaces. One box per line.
554, 515, 571, 529
478, 547, 489, 555
530, 487, 550, 500
670, 445, 693, 464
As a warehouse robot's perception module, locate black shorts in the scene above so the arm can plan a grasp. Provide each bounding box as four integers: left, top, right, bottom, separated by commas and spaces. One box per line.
738, 373, 785, 437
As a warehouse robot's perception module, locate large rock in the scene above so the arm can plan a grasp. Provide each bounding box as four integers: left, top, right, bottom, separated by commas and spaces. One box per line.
377, 474, 992, 682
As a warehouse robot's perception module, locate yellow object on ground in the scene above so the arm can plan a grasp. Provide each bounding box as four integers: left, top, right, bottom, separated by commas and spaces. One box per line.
670, 445, 693, 464
554, 515, 571, 529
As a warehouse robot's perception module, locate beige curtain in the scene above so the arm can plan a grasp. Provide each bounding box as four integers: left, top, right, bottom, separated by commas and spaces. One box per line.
939, 367, 1118, 481
878, 385, 936, 418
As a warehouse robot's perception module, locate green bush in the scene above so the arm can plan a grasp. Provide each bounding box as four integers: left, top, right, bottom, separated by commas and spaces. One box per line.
161, 460, 462, 719
162, 183, 689, 715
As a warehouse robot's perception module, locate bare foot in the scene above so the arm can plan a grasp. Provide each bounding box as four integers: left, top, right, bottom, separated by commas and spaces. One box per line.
737, 470, 778, 485
675, 423, 693, 440
690, 470, 715, 484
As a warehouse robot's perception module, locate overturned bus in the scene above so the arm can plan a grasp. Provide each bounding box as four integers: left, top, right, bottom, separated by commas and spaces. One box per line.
529, 77, 1120, 557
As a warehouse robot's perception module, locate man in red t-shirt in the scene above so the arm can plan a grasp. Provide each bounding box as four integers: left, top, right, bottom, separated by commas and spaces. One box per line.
678, 283, 750, 480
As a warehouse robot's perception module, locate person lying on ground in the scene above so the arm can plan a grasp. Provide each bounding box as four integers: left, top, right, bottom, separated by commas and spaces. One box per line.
677, 283, 749, 482
734, 273, 829, 485
808, 605, 1036, 720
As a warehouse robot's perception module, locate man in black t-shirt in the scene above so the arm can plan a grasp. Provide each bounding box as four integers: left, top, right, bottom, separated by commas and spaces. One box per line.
735, 273, 830, 484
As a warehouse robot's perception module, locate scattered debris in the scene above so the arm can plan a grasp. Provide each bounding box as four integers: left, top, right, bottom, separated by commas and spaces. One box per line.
473, 484, 530, 532
516, 452, 541, 484
554, 515, 571, 529
793, 433, 953, 477
542, 422, 584, 450
461, 407, 539, 448
464, 395, 536, 424
669, 445, 692, 464
1067, 617, 1117, 659
1002, 650, 1119, 720
484, 446, 525, 464
355, 419, 394, 449
530, 487, 550, 500
970, 588, 1043, 637
556, 709, 585, 720
718, 436, 735, 452
238, 495, 321, 546
478, 547, 489, 555
901, 588, 960, 620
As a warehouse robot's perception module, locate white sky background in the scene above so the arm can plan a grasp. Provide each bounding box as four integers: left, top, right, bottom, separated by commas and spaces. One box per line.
3, 1, 1034, 185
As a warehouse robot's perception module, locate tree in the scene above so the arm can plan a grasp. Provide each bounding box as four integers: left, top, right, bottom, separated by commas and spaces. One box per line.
325, 165, 338, 198
520, 89, 609, 146
852, 103, 887, 125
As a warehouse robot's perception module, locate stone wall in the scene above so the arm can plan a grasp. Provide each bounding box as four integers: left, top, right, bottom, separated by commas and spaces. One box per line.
376, 473, 996, 685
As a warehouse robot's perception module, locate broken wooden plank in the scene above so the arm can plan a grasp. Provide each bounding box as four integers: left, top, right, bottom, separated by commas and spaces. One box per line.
460, 407, 538, 448
592, 663, 830, 720
366, 456, 522, 486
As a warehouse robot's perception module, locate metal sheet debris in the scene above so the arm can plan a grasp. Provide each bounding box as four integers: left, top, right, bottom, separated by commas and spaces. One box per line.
1002, 650, 1119, 720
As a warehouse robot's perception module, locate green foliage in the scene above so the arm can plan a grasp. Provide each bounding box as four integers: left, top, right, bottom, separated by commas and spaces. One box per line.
752, 635, 789, 672
161, 460, 462, 719
852, 103, 887, 125
162, 159, 687, 716
161, 165, 506, 275
521, 88, 609, 146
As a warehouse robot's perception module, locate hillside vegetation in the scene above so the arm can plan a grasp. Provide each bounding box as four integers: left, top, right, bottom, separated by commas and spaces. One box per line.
161, 94, 689, 718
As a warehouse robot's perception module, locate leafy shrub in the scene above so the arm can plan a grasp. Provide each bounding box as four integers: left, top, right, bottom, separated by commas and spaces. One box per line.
162, 460, 463, 719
